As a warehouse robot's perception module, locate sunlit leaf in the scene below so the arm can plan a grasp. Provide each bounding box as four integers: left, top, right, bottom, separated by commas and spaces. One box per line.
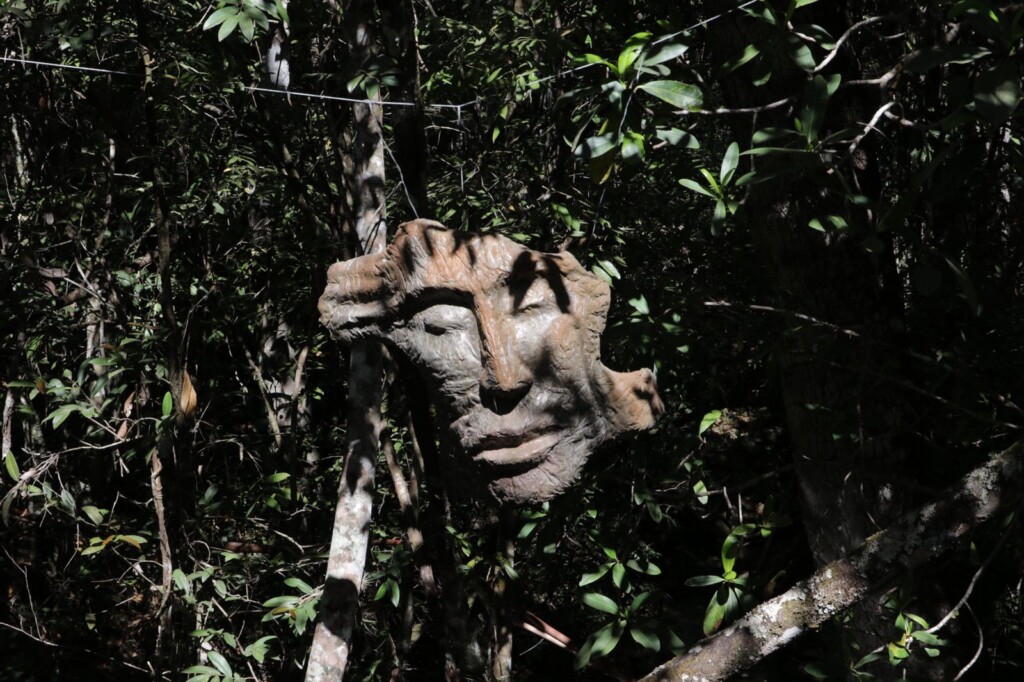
637, 80, 703, 110
582, 592, 619, 615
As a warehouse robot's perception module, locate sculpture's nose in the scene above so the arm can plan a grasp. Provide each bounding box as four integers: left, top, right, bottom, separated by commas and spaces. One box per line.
480, 376, 531, 415
476, 299, 532, 414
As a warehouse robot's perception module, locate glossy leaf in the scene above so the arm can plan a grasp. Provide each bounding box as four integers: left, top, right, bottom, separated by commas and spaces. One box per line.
637, 80, 703, 110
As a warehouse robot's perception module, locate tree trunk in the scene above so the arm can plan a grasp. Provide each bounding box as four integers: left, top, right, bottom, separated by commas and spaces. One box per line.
306, 1, 388, 679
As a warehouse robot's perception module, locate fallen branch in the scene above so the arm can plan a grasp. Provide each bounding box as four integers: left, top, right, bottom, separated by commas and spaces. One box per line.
641, 441, 1024, 682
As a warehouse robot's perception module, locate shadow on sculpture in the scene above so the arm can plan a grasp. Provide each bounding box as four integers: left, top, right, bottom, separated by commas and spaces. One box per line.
319, 219, 664, 504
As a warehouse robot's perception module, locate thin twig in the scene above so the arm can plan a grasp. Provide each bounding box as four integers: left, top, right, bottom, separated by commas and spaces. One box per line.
848, 101, 896, 156
813, 14, 903, 74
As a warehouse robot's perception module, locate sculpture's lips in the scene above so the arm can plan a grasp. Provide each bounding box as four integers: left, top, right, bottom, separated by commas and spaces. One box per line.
471, 431, 561, 467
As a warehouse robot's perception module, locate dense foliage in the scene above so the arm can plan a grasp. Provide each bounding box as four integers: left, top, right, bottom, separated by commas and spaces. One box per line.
2, 1, 1022, 680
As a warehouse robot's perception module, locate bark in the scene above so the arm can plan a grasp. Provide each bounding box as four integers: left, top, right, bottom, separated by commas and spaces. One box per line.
305, 1, 388, 679
379, 0, 429, 216
134, 4, 191, 668
490, 508, 516, 681
641, 441, 1024, 682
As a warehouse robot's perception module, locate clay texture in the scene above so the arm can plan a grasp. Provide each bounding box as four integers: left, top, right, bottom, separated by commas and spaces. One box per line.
319, 220, 663, 504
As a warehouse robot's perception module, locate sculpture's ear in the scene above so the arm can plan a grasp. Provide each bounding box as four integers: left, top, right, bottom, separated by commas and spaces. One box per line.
604, 367, 665, 433
318, 251, 397, 342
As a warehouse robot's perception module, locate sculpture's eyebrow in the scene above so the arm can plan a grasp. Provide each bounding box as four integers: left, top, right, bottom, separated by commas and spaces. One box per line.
395, 286, 474, 318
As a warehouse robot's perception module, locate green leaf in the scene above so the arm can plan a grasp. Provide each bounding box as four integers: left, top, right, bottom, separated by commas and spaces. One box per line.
617, 42, 646, 76
854, 651, 884, 669
47, 403, 80, 430
591, 621, 624, 657
81, 505, 104, 525
596, 260, 621, 280
161, 391, 173, 418
656, 128, 699, 148
273, 0, 290, 25
182, 665, 222, 675
580, 563, 612, 586
582, 592, 620, 615
207, 650, 232, 676
801, 75, 830, 144
203, 7, 238, 30
243, 635, 277, 664
803, 663, 829, 679
702, 591, 729, 634
713, 199, 727, 222
685, 574, 725, 587
904, 45, 992, 73
630, 626, 661, 651
576, 53, 615, 71
679, 178, 715, 198
621, 131, 646, 164
612, 563, 626, 588
721, 533, 740, 573
699, 409, 722, 435
238, 15, 255, 42
629, 591, 652, 612
720, 142, 740, 184
888, 642, 910, 661
693, 480, 709, 505
722, 43, 760, 74
628, 296, 650, 315
911, 631, 944, 646
4, 452, 20, 482
641, 40, 689, 66
284, 577, 314, 594
573, 635, 596, 669
637, 80, 703, 110
973, 63, 1021, 123
173, 568, 191, 593
786, 34, 816, 71
373, 582, 388, 601
218, 13, 240, 41
575, 133, 619, 159
698, 168, 721, 195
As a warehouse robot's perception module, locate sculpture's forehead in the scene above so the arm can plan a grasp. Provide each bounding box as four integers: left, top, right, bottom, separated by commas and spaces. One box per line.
398, 227, 584, 299
400, 229, 519, 292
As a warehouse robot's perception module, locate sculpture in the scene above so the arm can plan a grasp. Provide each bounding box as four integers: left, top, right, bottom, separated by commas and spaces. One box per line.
318, 220, 663, 504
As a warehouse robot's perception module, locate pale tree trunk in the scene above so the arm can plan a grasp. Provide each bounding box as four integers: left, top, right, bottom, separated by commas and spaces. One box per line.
306, 1, 387, 679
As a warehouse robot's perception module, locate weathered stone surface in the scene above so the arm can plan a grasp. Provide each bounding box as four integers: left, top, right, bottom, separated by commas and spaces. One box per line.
319, 219, 663, 504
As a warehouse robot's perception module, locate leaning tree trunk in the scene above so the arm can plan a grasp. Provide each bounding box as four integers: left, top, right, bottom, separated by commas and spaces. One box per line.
305, 1, 388, 679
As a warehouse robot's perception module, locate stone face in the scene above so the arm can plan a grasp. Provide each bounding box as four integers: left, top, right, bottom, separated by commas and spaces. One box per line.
319, 220, 663, 504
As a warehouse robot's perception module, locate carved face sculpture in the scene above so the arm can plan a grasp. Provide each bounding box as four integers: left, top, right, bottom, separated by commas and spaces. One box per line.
319, 220, 663, 504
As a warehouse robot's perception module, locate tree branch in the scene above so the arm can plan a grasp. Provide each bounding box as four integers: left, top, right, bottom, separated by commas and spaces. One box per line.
640, 441, 1024, 682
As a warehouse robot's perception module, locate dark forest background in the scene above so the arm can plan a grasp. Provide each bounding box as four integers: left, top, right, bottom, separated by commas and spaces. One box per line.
2, 1, 1023, 680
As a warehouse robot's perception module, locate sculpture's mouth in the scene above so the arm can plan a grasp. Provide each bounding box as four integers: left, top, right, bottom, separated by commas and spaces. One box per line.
470, 431, 561, 468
